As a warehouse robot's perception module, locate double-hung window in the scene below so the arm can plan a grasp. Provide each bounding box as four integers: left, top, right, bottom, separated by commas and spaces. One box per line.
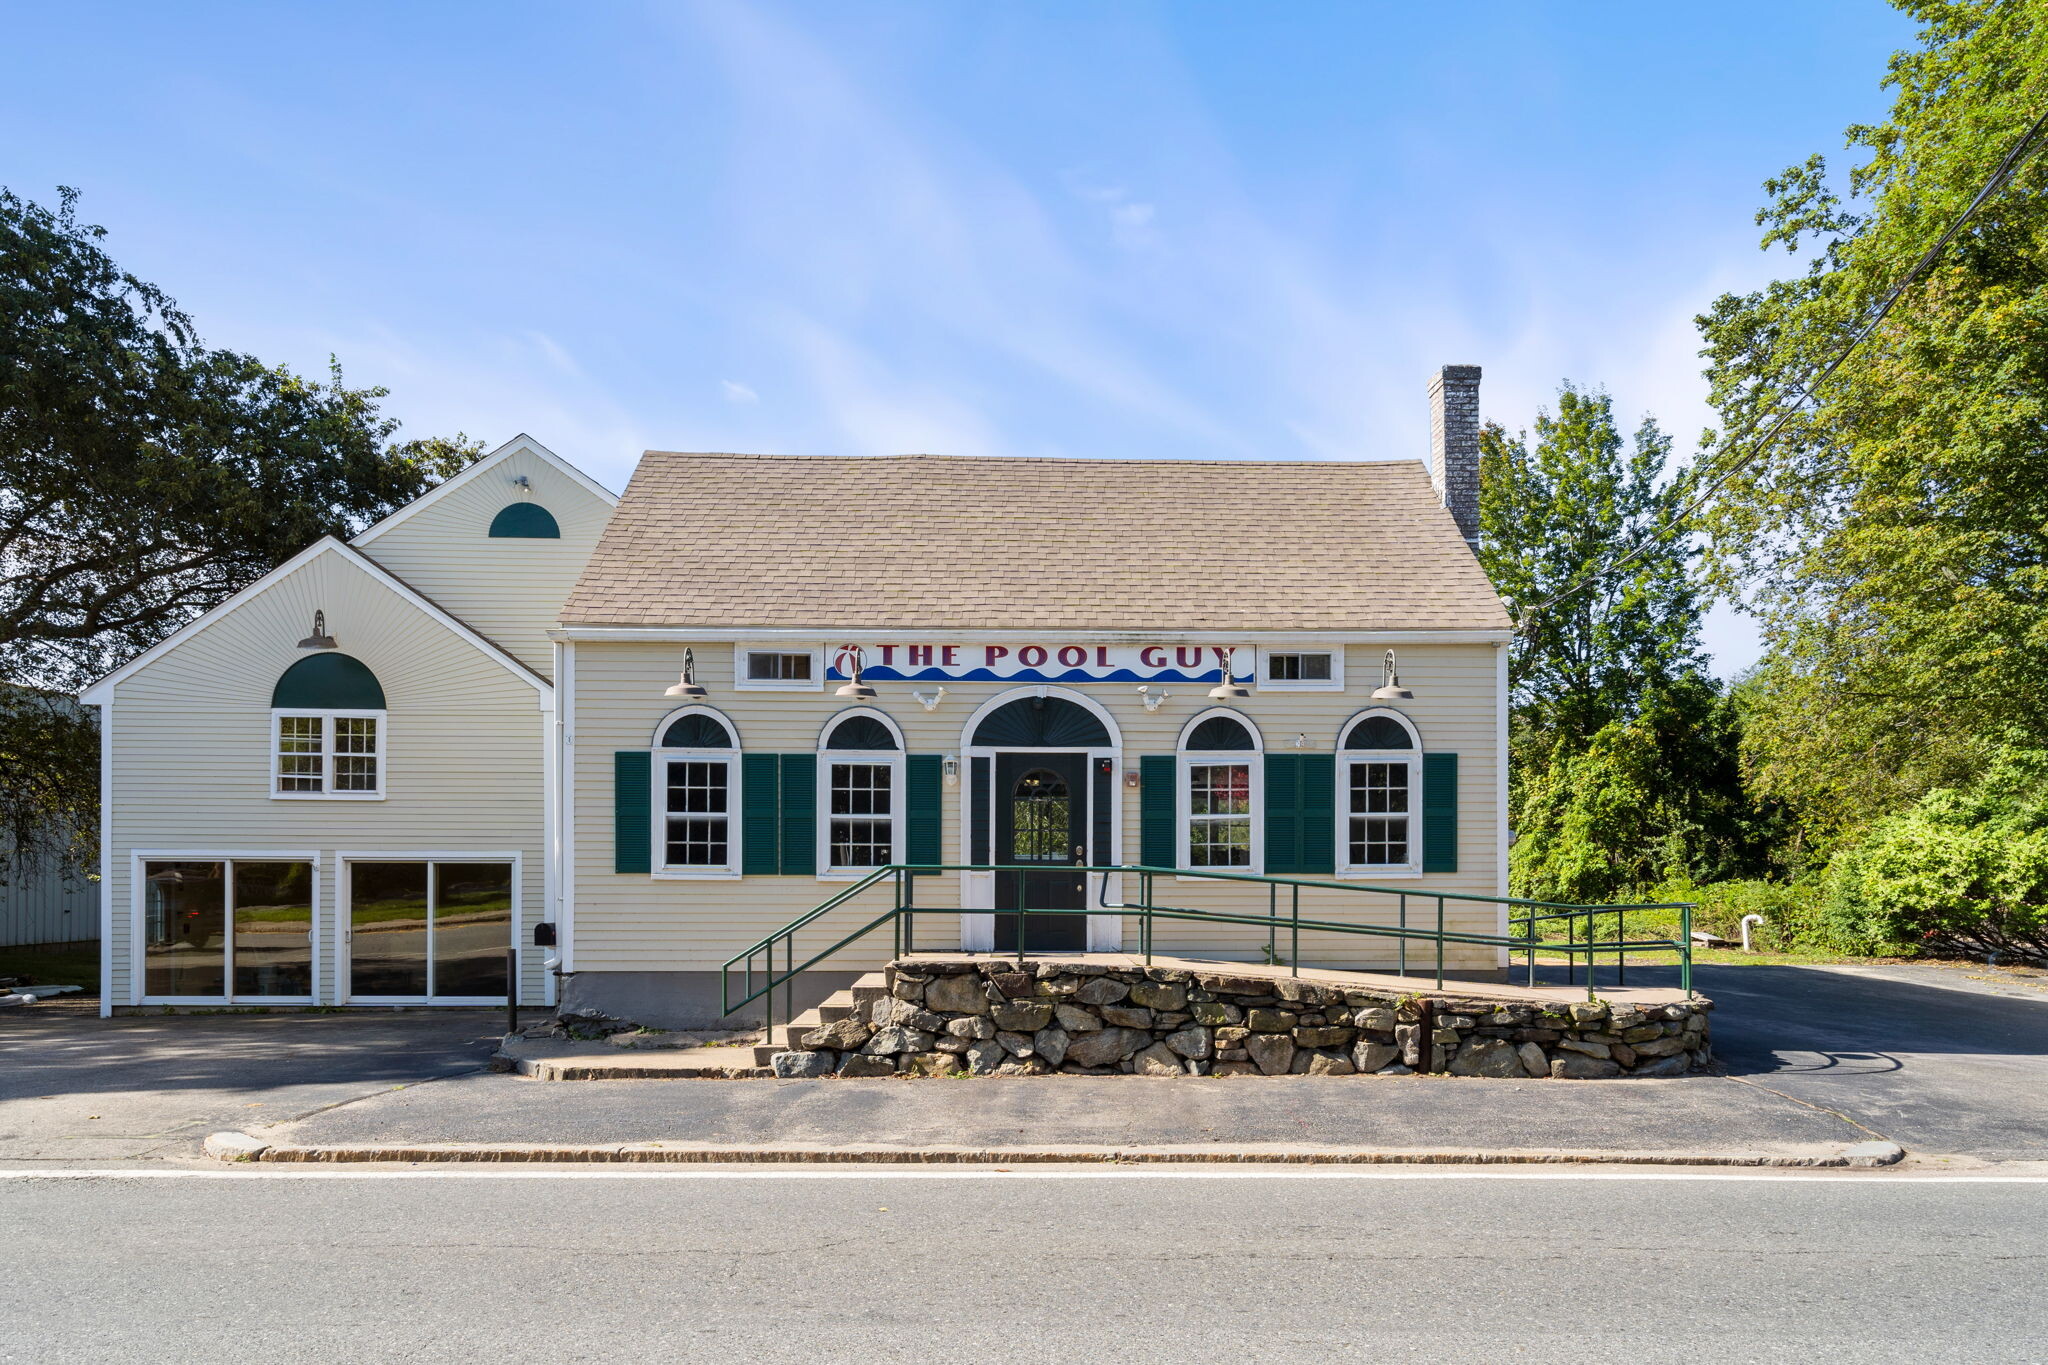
1337, 711, 1420, 874
654, 709, 739, 876
1179, 711, 1260, 871
272, 712, 384, 798
819, 711, 903, 875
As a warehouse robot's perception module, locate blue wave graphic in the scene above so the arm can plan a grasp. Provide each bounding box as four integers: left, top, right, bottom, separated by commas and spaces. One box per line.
827, 667, 1249, 683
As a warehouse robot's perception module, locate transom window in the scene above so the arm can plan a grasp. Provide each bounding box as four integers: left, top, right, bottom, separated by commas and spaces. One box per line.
273, 712, 383, 798
1179, 708, 1261, 871
735, 645, 823, 691
748, 651, 812, 681
652, 706, 739, 876
1261, 649, 1342, 690
1338, 708, 1420, 873
818, 709, 903, 874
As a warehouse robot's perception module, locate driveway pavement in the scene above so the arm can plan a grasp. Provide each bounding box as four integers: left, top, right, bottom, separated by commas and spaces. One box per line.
3, 963, 2043, 1164
0, 1007, 505, 1161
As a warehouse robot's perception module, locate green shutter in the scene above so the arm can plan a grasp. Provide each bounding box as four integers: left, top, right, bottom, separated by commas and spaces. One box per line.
1422, 752, 1458, 873
614, 751, 651, 875
779, 753, 817, 876
1266, 753, 1335, 876
741, 753, 781, 875
1140, 755, 1177, 869
906, 754, 942, 871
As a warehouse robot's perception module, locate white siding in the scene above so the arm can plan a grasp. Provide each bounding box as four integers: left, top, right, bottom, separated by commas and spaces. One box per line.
568, 640, 1506, 979
105, 548, 551, 1005
355, 444, 613, 679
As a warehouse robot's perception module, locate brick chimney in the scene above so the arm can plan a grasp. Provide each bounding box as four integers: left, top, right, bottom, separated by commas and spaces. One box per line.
1428, 364, 1481, 548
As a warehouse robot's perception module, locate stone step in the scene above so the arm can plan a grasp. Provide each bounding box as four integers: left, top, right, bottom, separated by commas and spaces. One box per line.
750, 974, 892, 1065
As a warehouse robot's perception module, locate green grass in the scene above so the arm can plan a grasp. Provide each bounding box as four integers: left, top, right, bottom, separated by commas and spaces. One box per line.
0, 944, 99, 992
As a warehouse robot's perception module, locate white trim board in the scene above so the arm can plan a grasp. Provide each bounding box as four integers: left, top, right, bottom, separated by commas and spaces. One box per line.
553, 627, 1513, 646
351, 433, 617, 548
79, 536, 552, 704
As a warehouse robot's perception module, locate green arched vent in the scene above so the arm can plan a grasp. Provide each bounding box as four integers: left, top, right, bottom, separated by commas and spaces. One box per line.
826, 715, 899, 750
489, 503, 561, 539
661, 712, 734, 748
272, 653, 386, 709
970, 696, 1111, 749
1344, 715, 1414, 749
1186, 715, 1256, 750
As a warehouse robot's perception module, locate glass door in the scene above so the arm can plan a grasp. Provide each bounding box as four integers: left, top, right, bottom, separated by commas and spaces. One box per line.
143, 859, 315, 1002
347, 860, 512, 1002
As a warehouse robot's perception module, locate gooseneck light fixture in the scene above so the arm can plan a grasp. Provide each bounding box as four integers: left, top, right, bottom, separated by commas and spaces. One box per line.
297, 611, 337, 650
834, 646, 877, 701
1207, 646, 1251, 701
664, 647, 708, 699
1370, 649, 1414, 702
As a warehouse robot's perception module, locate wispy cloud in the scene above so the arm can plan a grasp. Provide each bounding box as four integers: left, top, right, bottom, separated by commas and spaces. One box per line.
720, 379, 759, 404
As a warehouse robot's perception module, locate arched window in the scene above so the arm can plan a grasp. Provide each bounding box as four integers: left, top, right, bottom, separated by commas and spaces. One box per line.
1177, 709, 1261, 870
969, 695, 1112, 748
818, 709, 904, 874
1337, 709, 1420, 872
271, 654, 386, 799
488, 503, 561, 538
652, 706, 739, 875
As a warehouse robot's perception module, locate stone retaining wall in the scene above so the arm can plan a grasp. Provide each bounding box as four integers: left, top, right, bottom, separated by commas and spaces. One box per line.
772, 959, 1713, 1079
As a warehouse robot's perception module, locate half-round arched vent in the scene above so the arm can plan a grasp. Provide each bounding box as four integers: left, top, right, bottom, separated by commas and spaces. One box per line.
1186, 715, 1256, 750
661, 712, 734, 748
825, 715, 899, 750
271, 653, 386, 709
970, 696, 1111, 748
489, 503, 561, 539
1343, 715, 1415, 749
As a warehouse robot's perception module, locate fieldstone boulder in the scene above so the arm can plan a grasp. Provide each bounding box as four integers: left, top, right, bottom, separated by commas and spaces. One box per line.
1163, 1025, 1212, 1060
925, 974, 992, 1015
945, 1014, 996, 1041
1630, 1054, 1691, 1078
991, 999, 1054, 1033
1557, 1038, 1611, 1059
963, 1039, 1006, 1074
1631, 1035, 1688, 1058
1054, 1003, 1102, 1033
1189, 1001, 1242, 1026
839, 1053, 897, 1078
1132, 1043, 1186, 1076
1353, 1007, 1397, 1032
800, 1016, 870, 1051
1447, 1038, 1522, 1078
1072, 977, 1129, 1006
1293, 1026, 1354, 1049
1065, 1026, 1147, 1068
1128, 981, 1187, 1011
1246, 1008, 1293, 1033
901, 1051, 959, 1076
1032, 1026, 1071, 1068
996, 1031, 1036, 1057
1245, 1033, 1296, 1076
1516, 1042, 1549, 1077
1551, 1053, 1624, 1079
1100, 1005, 1154, 1029
865, 1024, 933, 1055
1352, 1039, 1400, 1073
1212, 1060, 1259, 1077
771, 1050, 835, 1078
1301, 1050, 1356, 1075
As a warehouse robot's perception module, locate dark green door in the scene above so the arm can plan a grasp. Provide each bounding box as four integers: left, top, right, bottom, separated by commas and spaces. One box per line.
993, 750, 1089, 951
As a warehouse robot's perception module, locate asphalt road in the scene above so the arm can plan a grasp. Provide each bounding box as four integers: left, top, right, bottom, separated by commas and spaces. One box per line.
2, 1168, 2042, 1363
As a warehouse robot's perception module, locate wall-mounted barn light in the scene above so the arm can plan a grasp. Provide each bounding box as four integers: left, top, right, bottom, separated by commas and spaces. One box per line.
1371, 650, 1414, 701
664, 647, 707, 699
297, 611, 337, 650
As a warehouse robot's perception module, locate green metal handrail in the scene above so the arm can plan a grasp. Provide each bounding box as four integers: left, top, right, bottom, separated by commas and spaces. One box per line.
719, 863, 1694, 1030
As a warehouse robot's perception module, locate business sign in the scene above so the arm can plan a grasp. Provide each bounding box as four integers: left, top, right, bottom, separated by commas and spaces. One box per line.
826, 643, 1252, 684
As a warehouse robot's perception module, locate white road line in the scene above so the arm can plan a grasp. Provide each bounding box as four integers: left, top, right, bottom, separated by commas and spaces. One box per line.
1, 1167, 2043, 1183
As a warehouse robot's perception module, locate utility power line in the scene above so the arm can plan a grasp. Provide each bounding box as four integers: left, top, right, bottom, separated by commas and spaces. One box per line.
1518, 104, 2048, 623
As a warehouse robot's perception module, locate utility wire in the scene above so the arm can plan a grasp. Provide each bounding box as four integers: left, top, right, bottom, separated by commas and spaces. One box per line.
1517, 104, 2048, 623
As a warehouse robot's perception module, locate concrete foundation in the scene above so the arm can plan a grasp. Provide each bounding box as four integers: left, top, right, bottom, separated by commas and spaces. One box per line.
559, 969, 862, 1030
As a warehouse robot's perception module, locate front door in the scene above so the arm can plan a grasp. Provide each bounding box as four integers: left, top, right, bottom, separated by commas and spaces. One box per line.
993, 751, 1089, 951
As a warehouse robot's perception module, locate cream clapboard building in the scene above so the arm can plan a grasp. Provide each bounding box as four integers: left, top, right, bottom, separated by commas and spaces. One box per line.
87, 366, 1511, 1024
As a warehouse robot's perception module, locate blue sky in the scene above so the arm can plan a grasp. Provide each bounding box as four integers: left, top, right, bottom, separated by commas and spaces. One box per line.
3, 2, 1916, 674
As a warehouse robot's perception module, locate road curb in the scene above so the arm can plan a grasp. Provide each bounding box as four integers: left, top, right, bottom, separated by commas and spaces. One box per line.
204, 1132, 1908, 1169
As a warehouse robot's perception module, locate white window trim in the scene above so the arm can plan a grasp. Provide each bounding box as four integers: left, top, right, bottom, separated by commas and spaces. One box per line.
1258, 646, 1345, 692
337, 851, 523, 1005
815, 708, 907, 880
1335, 707, 1423, 878
732, 643, 824, 691
269, 709, 386, 800
1175, 707, 1262, 877
131, 850, 322, 1006
651, 747, 742, 880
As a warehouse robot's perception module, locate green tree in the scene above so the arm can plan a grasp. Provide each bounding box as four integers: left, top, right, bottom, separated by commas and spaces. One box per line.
1695, 0, 2048, 848
1479, 384, 1782, 898
0, 186, 483, 878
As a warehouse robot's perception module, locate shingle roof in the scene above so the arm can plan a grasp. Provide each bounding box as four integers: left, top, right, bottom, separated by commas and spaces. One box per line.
561, 452, 1509, 632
